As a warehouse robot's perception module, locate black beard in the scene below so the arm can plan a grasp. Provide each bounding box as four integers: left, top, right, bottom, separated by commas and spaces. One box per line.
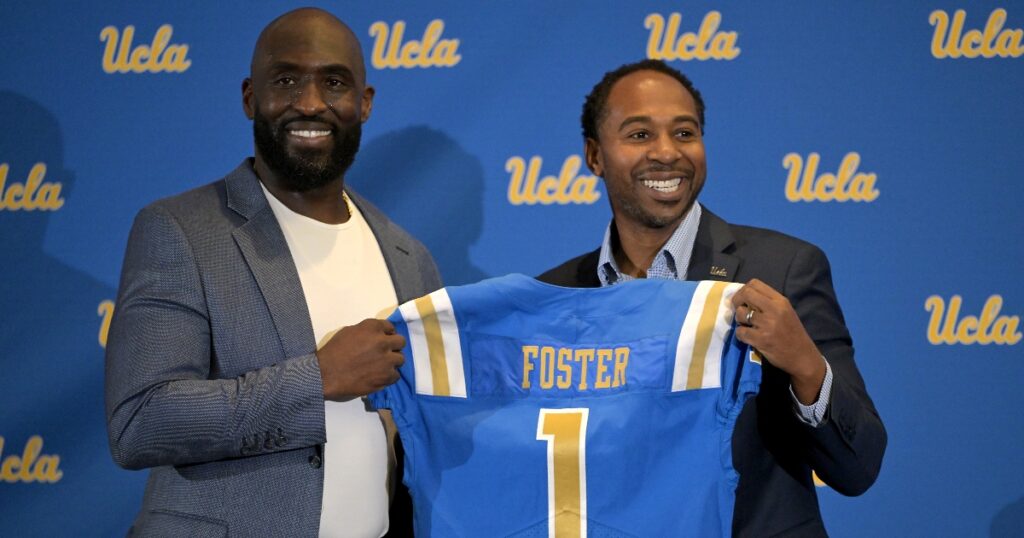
619, 197, 688, 229
253, 111, 361, 192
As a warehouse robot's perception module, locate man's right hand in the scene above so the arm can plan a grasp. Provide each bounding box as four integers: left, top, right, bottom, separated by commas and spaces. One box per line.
316, 319, 406, 401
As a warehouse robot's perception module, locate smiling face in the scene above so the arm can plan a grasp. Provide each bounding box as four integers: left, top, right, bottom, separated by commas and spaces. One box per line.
586, 70, 706, 232
243, 9, 373, 192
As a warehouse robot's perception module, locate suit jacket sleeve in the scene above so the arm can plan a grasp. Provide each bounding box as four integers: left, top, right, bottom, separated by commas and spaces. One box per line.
786, 242, 886, 496
105, 205, 326, 470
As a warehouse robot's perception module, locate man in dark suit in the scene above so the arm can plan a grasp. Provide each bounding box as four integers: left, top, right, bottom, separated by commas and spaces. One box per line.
539, 59, 886, 537
105, 8, 437, 536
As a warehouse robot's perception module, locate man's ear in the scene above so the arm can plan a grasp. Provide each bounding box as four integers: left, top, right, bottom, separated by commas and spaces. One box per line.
360, 85, 375, 123
242, 78, 255, 120
584, 137, 603, 177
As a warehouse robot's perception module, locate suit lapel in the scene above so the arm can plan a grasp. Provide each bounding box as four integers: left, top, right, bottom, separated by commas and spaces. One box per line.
225, 162, 316, 358
575, 249, 602, 288
688, 207, 741, 283
348, 190, 418, 303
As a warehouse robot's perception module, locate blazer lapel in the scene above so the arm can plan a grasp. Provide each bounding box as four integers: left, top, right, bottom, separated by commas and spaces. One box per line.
348, 190, 418, 303
688, 207, 741, 283
225, 162, 316, 358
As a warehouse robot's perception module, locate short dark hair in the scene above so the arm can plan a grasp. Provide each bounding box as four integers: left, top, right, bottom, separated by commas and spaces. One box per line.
581, 59, 705, 140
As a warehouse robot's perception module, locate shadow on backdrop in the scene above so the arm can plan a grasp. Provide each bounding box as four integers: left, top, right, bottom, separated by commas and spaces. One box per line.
991, 495, 1024, 538
0, 90, 141, 536
349, 125, 490, 286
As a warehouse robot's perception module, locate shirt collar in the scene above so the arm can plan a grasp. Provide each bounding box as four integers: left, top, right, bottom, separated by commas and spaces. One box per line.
597, 203, 702, 286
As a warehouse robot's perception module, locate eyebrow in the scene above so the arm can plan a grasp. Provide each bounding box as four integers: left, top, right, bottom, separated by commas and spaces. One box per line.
267, 61, 355, 77
617, 115, 700, 131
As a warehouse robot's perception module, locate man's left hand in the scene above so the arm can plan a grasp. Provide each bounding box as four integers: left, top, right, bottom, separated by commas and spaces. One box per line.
731, 279, 826, 405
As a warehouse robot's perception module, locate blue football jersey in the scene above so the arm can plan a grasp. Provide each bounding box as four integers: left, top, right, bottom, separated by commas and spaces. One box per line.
368, 274, 761, 537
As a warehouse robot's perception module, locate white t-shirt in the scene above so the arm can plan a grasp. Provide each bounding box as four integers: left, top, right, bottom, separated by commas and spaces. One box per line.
262, 184, 398, 538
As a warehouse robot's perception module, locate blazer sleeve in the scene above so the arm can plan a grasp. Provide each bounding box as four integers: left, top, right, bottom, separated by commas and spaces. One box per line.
784, 243, 887, 496
105, 205, 326, 470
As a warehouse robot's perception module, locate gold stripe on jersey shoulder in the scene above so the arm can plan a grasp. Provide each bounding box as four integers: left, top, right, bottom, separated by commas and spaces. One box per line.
413, 294, 451, 397
686, 281, 729, 390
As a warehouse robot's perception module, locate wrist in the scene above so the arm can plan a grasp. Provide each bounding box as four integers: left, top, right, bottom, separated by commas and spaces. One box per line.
790, 353, 826, 405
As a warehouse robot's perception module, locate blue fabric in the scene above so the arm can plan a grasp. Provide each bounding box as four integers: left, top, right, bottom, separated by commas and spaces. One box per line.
371, 274, 761, 537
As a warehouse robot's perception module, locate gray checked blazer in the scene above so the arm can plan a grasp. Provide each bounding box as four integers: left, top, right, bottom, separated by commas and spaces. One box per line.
105, 160, 441, 536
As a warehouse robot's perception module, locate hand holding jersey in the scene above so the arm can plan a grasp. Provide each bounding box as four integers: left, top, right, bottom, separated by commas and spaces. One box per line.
316, 318, 407, 400
731, 279, 827, 405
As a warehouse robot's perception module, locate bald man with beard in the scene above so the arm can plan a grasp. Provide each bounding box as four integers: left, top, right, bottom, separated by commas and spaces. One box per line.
105, 9, 440, 536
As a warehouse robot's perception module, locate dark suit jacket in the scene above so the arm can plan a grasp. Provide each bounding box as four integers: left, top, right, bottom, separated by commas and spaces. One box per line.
105, 161, 441, 536
538, 207, 886, 537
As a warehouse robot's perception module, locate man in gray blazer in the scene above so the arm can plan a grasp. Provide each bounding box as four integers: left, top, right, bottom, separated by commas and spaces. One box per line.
105, 8, 439, 536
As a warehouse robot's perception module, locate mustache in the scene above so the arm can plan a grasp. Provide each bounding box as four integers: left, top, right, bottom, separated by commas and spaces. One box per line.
636, 163, 691, 176
280, 116, 335, 129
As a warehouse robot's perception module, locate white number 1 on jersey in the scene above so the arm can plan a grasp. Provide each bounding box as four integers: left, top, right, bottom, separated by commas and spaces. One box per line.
536, 408, 589, 538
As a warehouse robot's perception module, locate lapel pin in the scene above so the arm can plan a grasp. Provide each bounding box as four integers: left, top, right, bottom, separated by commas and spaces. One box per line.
710, 266, 728, 277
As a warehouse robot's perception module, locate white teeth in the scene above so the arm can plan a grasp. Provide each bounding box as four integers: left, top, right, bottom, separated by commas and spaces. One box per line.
643, 178, 682, 193
289, 130, 330, 138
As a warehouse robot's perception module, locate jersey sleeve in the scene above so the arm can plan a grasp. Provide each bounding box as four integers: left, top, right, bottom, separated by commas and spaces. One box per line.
664, 280, 760, 414
669, 281, 747, 394
368, 288, 469, 412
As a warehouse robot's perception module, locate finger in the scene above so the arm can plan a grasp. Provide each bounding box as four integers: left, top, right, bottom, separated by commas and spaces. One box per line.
734, 304, 755, 327
745, 279, 786, 306
376, 319, 397, 335
382, 333, 406, 352
732, 283, 765, 309
733, 303, 746, 324
740, 281, 775, 309
388, 349, 406, 368
734, 325, 755, 345
730, 286, 750, 308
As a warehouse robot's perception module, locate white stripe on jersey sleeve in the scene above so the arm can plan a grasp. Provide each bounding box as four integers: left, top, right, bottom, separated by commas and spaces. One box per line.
399, 300, 434, 396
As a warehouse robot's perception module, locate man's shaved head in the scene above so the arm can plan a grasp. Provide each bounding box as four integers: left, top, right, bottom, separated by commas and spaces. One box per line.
243, 7, 374, 196
251, 7, 367, 84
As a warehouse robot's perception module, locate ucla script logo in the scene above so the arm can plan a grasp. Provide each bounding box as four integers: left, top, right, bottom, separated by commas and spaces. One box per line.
0, 436, 63, 484
0, 163, 64, 211
930, 9, 1024, 59
926, 295, 1021, 345
645, 12, 740, 61
783, 152, 879, 203
100, 24, 191, 73
369, 19, 461, 69
506, 155, 601, 206
98, 300, 115, 348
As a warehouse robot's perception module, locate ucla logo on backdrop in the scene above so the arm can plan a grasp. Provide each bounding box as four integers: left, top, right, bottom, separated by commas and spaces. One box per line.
99, 24, 191, 73
783, 152, 879, 203
645, 11, 740, 61
98, 300, 115, 348
506, 155, 601, 206
0, 162, 64, 211
925, 295, 1022, 345
929, 9, 1024, 59
0, 436, 63, 484
369, 19, 461, 69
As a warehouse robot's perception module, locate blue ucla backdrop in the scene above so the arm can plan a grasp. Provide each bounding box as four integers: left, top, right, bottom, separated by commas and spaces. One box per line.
1, 1, 1022, 535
